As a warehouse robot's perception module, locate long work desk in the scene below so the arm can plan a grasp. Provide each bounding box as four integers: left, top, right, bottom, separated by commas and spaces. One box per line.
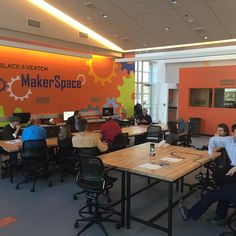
100, 142, 220, 236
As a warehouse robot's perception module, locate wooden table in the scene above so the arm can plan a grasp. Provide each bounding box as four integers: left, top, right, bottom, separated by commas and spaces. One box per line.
100, 143, 219, 236
0, 138, 58, 179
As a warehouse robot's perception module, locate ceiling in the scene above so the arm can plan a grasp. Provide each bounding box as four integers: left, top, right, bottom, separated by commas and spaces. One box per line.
0, 0, 236, 53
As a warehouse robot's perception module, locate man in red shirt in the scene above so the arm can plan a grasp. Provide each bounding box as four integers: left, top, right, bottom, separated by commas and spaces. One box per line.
100, 118, 122, 145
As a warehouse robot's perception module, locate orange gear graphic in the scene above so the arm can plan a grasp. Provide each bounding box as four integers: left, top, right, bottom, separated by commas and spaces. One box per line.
86, 60, 118, 85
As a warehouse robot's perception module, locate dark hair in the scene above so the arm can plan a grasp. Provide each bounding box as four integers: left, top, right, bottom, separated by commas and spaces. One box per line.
168, 121, 177, 134
77, 119, 88, 132
74, 110, 80, 116
10, 116, 21, 123
217, 123, 230, 136
231, 124, 236, 133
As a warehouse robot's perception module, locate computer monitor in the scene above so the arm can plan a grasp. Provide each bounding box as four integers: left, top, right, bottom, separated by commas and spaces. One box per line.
102, 107, 114, 117
13, 112, 31, 124
63, 111, 74, 121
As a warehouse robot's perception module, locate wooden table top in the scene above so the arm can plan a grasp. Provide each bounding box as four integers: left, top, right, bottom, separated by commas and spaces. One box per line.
0, 137, 58, 153
100, 142, 219, 182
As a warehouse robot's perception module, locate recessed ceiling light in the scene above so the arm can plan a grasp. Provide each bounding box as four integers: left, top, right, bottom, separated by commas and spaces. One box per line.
102, 13, 108, 18
165, 26, 170, 31
203, 35, 208, 40
171, 0, 177, 4
143, 43, 147, 46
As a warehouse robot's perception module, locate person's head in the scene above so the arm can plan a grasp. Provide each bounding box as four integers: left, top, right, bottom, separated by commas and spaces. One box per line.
231, 124, 236, 139
77, 119, 88, 132
216, 123, 229, 136
58, 125, 71, 141
142, 108, 148, 116
74, 110, 81, 118
167, 122, 178, 134
9, 116, 21, 128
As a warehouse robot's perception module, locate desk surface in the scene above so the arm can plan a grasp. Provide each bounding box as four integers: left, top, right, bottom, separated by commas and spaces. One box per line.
0, 137, 57, 153
100, 142, 219, 182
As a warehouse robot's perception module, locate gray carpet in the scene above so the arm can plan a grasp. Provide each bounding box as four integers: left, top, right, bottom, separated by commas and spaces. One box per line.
0, 136, 230, 236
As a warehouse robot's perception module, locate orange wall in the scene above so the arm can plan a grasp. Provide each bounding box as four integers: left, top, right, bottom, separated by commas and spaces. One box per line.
179, 65, 236, 135
0, 46, 135, 120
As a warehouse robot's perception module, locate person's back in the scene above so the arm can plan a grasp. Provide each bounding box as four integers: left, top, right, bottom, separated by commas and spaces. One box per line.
57, 125, 73, 157
22, 124, 46, 142
72, 119, 108, 153
166, 122, 179, 145
100, 119, 122, 144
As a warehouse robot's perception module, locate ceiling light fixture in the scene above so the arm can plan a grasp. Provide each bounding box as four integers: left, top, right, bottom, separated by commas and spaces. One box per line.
171, 0, 177, 4
102, 13, 108, 18
165, 26, 170, 31
203, 35, 208, 40
28, 0, 123, 52
125, 38, 236, 53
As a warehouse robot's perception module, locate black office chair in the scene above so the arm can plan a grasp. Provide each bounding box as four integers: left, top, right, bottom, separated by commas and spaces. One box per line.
58, 144, 77, 182
74, 154, 120, 235
178, 122, 194, 147
16, 140, 52, 192
73, 147, 102, 200
110, 132, 129, 151
146, 125, 163, 143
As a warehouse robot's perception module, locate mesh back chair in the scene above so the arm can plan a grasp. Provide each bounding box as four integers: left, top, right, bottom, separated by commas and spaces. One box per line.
73, 147, 102, 200
110, 132, 129, 151
58, 144, 77, 182
74, 154, 120, 235
146, 125, 163, 143
16, 140, 52, 192
178, 122, 194, 147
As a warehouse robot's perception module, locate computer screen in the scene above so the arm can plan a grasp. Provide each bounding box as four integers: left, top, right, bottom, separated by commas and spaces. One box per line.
13, 112, 31, 124
63, 111, 74, 121
102, 107, 114, 117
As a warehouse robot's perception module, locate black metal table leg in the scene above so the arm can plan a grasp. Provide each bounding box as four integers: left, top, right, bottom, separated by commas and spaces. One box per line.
126, 172, 131, 229
121, 171, 126, 227
180, 177, 184, 193
168, 182, 173, 236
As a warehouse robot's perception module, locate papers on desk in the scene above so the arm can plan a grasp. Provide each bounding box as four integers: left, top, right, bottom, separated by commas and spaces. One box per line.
160, 157, 182, 163
139, 163, 162, 170
5, 139, 21, 144
156, 140, 169, 148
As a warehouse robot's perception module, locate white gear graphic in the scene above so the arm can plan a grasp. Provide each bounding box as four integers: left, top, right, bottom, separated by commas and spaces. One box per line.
7, 75, 32, 101
76, 74, 86, 85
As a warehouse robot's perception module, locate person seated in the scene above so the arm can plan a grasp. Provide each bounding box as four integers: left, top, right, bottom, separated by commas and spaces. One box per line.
201, 123, 229, 150
179, 183, 236, 225
2, 116, 21, 140
208, 123, 236, 186
57, 125, 75, 161
66, 110, 81, 132
72, 119, 108, 153
176, 116, 189, 137
100, 117, 122, 145
165, 122, 179, 145
136, 108, 152, 125
21, 119, 46, 141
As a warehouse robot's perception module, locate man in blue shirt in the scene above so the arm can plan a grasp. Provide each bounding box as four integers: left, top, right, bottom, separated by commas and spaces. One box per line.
179, 124, 236, 225
22, 120, 46, 141
208, 123, 236, 185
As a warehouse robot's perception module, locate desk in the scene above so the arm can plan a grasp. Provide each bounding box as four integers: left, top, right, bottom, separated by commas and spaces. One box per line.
0, 138, 58, 179
100, 143, 219, 236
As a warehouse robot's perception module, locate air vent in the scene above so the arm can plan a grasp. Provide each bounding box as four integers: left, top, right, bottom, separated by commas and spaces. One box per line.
79, 32, 89, 39
83, 2, 97, 10
27, 18, 41, 29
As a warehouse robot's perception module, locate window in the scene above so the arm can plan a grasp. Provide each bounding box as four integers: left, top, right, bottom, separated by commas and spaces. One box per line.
189, 88, 212, 107
214, 88, 236, 108
135, 61, 152, 112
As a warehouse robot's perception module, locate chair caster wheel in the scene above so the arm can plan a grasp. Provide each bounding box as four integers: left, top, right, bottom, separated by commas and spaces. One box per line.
60, 179, 64, 183
74, 221, 79, 228
30, 189, 35, 192
116, 223, 121, 229
73, 195, 78, 200
48, 183, 52, 187
16, 185, 20, 190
